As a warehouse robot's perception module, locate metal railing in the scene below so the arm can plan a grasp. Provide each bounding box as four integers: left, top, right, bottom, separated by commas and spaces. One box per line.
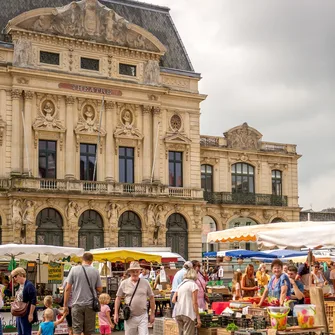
204, 191, 288, 206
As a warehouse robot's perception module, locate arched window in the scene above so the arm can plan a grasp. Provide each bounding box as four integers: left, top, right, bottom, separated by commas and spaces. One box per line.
78, 210, 104, 250
232, 163, 254, 193
118, 211, 142, 247
272, 170, 282, 196
202, 216, 217, 253
271, 217, 285, 223
228, 217, 258, 251
201, 165, 213, 193
36, 208, 63, 246
166, 213, 188, 259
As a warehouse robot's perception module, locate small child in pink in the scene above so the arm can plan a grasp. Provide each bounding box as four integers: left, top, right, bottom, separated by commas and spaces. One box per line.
98, 294, 114, 335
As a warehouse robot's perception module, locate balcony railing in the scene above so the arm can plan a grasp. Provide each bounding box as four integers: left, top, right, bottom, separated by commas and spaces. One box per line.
1, 178, 203, 199
204, 191, 288, 206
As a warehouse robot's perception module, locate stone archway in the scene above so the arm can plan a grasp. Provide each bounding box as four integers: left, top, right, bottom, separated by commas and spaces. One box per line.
202, 216, 217, 253
118, 211, 142, 247
166, 213, 188, 260
271, 217, 285, 223
36, 208, 63, 246
78, 210, 104, 250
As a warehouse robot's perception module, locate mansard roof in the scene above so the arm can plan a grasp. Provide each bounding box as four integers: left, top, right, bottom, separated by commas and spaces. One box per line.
0, 0, 194, 72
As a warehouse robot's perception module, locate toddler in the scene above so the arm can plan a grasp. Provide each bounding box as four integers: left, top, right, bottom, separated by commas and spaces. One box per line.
38, 308, 67, 335
98, 294, 114, 335
43, 295, 63, 321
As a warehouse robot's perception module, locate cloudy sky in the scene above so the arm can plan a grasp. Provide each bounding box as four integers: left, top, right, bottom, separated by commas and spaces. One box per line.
140, 0, 335, 211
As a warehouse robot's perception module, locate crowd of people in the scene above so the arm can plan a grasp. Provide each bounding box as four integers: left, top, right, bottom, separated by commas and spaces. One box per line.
2, 253, 335, 335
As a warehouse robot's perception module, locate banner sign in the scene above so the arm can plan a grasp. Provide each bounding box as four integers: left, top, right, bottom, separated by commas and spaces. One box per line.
48, 262, 63, 284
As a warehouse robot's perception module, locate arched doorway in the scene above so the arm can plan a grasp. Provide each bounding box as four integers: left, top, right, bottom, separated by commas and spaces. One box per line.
78, 210, 104, 250
227, 217, 258, 251
202, 216, 217, 253
166, 213, 188, 259
118, 211, 142, 247
36, 208, 63, 246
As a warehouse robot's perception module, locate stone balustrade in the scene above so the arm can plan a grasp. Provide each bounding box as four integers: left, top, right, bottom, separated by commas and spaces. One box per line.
1, 178, 203, 199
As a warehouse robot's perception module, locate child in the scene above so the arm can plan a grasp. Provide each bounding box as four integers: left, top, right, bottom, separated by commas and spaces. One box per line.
43, 295, 63, 321
37, 308, 67, 335
98, 294, 114, 335
232, 271, 242, 300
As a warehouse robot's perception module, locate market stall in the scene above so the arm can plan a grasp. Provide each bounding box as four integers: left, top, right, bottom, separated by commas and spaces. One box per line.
200, 221, 335, 334
0, 244, 84, 335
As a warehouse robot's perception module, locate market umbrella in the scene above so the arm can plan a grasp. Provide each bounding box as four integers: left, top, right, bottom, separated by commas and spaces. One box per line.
218, 249, 279, 259
90, 249, 162, 263
207, 221, 335, 243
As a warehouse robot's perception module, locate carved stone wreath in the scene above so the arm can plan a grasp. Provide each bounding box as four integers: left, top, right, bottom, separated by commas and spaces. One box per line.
170, 114, 182, 132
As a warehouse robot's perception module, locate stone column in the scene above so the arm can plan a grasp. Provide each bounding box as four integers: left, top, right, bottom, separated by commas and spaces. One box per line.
65, 96, 75, 179
142, 105, 152, 182
11, 89, 22, 175
152, 107, 161, 183
23, 91, 34, 176
105, 101, 115, 182
0, 90, 7, 176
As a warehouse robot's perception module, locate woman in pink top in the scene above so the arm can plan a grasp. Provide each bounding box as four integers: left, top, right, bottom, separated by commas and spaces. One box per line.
98, 294, 114, 335
192, 260, 208, 310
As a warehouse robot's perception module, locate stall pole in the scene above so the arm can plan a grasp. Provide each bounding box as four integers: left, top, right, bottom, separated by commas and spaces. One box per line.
105, 260, 108, 294
38, 253, 42, 299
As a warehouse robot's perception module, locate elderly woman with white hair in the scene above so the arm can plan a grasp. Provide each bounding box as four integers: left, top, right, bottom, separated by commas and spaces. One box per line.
256, 263, 269, 294
172, 269, 201, 335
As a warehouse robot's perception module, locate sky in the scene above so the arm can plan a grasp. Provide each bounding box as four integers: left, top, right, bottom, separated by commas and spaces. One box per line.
139, 0, 335, 211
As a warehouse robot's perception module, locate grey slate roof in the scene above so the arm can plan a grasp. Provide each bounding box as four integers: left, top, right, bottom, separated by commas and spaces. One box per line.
0, 0, 194, 72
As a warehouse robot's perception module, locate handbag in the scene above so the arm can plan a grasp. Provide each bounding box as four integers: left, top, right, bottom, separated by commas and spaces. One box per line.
123, 279, 140, 321
82, 266, 101, 312
11, 301, 29, 317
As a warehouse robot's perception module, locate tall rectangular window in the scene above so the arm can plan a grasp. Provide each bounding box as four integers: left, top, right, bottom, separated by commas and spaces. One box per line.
169, 151, 183, 187
272, 170, 282, 196
201, 164, 213, 192
39, 140, 57, 178
119, 147, 134, 183
80, 143, 97, 181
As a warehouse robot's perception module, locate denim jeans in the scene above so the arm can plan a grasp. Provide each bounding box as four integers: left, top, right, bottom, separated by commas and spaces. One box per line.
16, 315, 32, 335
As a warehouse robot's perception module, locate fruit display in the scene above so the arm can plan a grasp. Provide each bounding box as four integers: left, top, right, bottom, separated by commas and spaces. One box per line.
294, 304, 316, 329
267, 306, 290, 330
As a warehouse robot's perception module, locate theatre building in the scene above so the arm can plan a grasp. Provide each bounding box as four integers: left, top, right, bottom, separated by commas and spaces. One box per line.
0, 0, 301, 259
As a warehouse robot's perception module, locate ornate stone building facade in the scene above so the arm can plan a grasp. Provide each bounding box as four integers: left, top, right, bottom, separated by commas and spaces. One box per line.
0, 0, 301, 259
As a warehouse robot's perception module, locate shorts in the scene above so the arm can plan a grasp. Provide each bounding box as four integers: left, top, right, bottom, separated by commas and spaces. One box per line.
72, 304, 96, 335
99, 325, 112, 334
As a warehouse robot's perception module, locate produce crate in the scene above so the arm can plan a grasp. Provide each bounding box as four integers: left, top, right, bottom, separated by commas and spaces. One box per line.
210, 288, 230, 295
199, 328, 219, 335
153, 317, 165, 335
164, 318, 178, 335
216, 330, 233, 335
325, 301, 335, 332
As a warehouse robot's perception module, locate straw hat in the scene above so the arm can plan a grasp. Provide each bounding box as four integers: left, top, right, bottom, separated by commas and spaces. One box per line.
127, 261, 143, 272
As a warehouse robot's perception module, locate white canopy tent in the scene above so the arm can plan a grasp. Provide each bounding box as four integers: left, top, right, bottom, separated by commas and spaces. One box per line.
257, 224, 335, 249
0, 244, 85, 262
207, 221, 335, 244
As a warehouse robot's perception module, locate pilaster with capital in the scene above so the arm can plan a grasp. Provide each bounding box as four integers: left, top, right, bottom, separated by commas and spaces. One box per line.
152, 107, 161, 183
23, 91, 34, 175
142, 105, 152, 182
105, 101, 115, 182
11, 89, 22, 175
65, 96, 75, 179
0, 90, 7, 176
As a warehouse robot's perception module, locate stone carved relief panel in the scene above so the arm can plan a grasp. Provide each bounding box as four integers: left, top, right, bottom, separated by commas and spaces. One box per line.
13, 37, 33, 67
114, 103, 143, 156
0, 115, 6, 146
224, 122, 262, 150
33, 94, 65, 149
75, 99, 106, 153
12, 0, 164, 53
